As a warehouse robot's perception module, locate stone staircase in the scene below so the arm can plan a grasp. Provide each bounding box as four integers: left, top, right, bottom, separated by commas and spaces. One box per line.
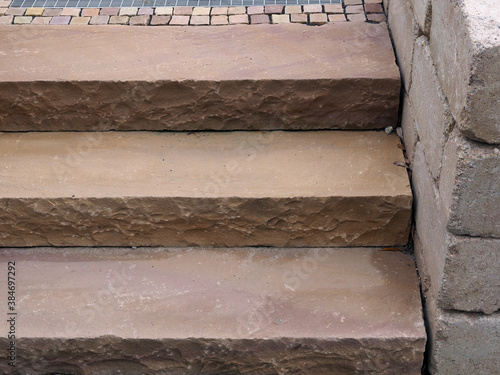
0, 21, 426, 374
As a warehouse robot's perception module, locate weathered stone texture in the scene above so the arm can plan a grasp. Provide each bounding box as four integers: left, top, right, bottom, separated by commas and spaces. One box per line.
0, 247, 426, 374
431, 0, 500, 144
439, 236, 500, 314
0, 131, 412, 247
0, 24, 400, 131
427, 300, 500, 375
387, 0, 419, 92
408, 0, 430, 34
409, 36, 454, 180
400, 93, 418, 163
412, 144, 448, 302
440, 129, 500, 238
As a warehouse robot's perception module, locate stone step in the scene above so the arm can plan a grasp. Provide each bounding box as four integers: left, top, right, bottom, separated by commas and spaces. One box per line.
0, 247, 426, 374
0, 130, 412, 247
0, 23, 400, 132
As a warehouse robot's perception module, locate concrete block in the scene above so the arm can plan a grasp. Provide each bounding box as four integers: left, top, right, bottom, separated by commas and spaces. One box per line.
440, 129, 500, 238
400, 92, 418, 163
430, 0, 500, 144
409, 36, 454, 181
387, 0, 419, 92
409, 0, 430, 34
427, 300, 500, 374
440, 236, 500, 314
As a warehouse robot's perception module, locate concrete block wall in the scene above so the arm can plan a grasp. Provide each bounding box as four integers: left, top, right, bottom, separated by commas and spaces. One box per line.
384, 0, 500, 373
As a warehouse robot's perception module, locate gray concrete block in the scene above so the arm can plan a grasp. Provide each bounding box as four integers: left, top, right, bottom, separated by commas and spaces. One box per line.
409, 36, 454, 181
440, 236, 500, 314
440, 129, 500, 238
409, 0, 430, 34
427, 300, 500, 375
387, 0, 419, 92
430, 0, 500, 144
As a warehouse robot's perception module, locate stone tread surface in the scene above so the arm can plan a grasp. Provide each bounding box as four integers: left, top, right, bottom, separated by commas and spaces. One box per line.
0, 23, 400, 131
0, 131, 412, 247
0, 247, 426, 374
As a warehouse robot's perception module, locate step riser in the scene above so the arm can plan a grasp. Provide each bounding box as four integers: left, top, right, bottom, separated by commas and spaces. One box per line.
0, 337, 424, 375
0, 79, 399, 132
0, 196, 411, 247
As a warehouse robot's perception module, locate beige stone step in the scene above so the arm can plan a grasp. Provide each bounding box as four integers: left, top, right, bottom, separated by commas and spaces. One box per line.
0, 131, 411, 247
0, 23, 400, 131
0, 247, 426, 374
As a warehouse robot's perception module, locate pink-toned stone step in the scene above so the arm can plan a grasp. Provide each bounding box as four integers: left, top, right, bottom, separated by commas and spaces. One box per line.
0, 247, 426, 374
0, 131, 412, 247
0, 22, 399, 131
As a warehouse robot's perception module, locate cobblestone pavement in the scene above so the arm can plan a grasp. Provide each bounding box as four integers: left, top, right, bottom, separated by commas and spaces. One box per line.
0, 0, 385, 26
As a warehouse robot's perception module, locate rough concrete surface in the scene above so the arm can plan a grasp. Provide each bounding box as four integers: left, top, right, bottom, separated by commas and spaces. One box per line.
409, 36, 454, 181
0, 131, 412, 247
387, 0, 419, 92
431, 0, 500, 144
0, 247, 426, 374
427, 299, 500, 375
0, 23, 400, 131
439, 129, 500, 238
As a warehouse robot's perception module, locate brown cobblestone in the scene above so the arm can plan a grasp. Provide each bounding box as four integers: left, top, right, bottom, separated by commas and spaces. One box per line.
192, 7, 210, 16
264, 5, 283, 14
284, 5, 301, 14
228, 6, 245, 15
323, 3, 343, 13
89, 15, 109, 25
109, 15, 129, 24
247, 6, 263, 15
119, 7, 137, 16
344, 0, 363, 4
303, 4, 322, 14
129, 15, 150, 25
210, 7, 227, 15
347, 13, 366, 22
210, 14, 228, 25
154, 7, 173, 15
150, 15, 170, 25
0, 9, 6, 16
31, 15, 50, 24
309, 12, 328, 24
190, 15, 209, 25
250, 14, 269, 24
229, 14, 248, 24
81, 8, 99, 17
60, 8, 80, 16
365, 3, 383, 13
169, 15, 189, 25
271, 14, 289, 23
173, 6, 192, 15
49, 15, 70, 24
99, 8, 119, 16
328, 13, 347, 22
25, 7, 44, 16
13, 15, 31, 23
6, 8, 25, 15
290, 13, 307, 23
43, 8, 62, 16
70, 16, 91, 25
137, 7, 154, 15
345, 5, 364, 13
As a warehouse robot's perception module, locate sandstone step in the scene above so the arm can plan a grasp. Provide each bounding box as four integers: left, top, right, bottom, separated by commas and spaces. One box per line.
0, 131, 412, 247
0, 247, 426, 374
0, 23, 400, 132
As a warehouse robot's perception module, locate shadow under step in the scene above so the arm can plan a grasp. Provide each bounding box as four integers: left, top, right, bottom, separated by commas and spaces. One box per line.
0, 247, 426, 374
0, 23, 400, 131
0, 131, 412, 247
